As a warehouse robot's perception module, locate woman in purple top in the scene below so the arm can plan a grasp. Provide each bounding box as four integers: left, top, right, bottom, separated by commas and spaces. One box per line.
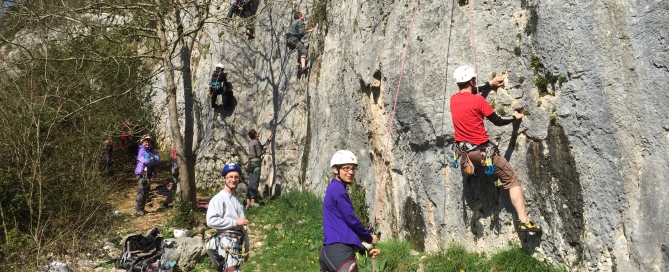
320, 150, 380, 272
134, 135, 159, 216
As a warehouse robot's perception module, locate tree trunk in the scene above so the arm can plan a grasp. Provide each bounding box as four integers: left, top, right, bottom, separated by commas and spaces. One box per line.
155, 0, 197, 209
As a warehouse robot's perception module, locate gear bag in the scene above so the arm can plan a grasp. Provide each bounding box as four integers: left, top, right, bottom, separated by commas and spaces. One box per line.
116, 228, 163, 272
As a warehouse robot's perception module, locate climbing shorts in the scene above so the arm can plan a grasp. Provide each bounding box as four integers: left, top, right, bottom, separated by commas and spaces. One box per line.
286, 36, 307, 58
319, 243, 358, 272
466, 148, 521, 189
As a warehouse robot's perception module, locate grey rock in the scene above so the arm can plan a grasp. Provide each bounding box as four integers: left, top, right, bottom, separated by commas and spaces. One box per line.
150, 0, 669, 271
163, 237, 207, 271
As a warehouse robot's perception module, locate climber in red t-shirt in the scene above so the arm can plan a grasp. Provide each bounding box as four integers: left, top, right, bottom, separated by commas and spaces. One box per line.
449, 65, 541, 232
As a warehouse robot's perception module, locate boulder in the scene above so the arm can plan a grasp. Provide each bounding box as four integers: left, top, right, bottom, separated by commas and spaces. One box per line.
163, 237, 207, 271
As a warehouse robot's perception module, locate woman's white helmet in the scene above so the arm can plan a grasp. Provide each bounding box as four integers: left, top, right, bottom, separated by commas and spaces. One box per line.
330, 150, 358, 167
453, 65, 477, 83
215, 63, 224, 69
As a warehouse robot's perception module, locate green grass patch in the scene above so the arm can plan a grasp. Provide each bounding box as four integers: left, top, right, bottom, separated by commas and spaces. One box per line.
489, 245, 566, 272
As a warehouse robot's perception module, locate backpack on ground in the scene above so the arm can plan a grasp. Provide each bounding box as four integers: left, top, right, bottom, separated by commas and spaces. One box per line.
116, 228, 164, 272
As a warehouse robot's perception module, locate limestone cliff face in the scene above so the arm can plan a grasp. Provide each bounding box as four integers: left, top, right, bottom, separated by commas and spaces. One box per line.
154, 0, 669, 270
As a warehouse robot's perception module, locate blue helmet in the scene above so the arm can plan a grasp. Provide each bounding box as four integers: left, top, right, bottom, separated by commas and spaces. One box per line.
221, 163, 242, 177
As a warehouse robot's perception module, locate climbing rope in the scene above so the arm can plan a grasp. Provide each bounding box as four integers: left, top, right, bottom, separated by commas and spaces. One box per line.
370, 0, 420, 229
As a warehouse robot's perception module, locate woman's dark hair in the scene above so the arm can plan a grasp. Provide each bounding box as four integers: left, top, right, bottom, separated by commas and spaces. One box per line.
248, 129, 257, 139
294, 11, 303, 19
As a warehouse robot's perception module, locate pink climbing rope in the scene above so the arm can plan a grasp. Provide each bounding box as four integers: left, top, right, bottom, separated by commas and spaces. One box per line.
370, 0, 421, 229
468, 0, 480, 93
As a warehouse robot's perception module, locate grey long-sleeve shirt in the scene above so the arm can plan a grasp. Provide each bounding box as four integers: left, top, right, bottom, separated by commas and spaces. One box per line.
206, 190, 250, 251
248, 138, 270, 159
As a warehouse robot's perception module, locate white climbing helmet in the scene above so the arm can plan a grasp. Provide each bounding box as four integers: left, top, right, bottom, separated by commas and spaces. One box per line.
330, 150, 358, 167
453, 65, 477, 83
215, 63, 224, 69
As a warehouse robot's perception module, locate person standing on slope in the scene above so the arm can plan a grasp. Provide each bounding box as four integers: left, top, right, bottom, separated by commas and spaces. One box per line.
134, 136, 160, 216
206, 163, 250, 272
449, 65, 541, 232
320, 150, 381, 272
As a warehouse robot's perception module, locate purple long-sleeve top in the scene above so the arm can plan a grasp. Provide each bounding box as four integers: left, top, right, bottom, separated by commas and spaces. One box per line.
322, 178, 373, 248
134, 145, 158, 175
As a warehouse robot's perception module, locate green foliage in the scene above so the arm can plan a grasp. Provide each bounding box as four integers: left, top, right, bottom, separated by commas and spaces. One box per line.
534, 75, 549, 95
559, 75, 568, 84
490, 101, 497, 109
519, 76, 525, 84
530, 54, 542, 71
353, 18, 359, 30
550, 115, 557, 124
552, 105, 557, 112
489, 245, 567, 272
244, 191, 323, 271
523, 109, 530, 115
524, 24, 532, 35
311, 0, 328, 27
423, 244, 488, 271
514, 46, 521, 56
348, 179, 370, 227
0, 28, 154, 268
0, 229, 31, 262
498, 108, 507, 116
537, 101, 543, 107
458, 0, 468, 7
491, 72, 497, 79
517, 33, 522, 40
168, 201, 197, 229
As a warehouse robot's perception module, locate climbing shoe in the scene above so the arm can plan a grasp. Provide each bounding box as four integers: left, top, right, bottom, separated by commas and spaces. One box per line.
517, 220, 541, 232
133, 210, 145, 216
301, 66, 309, 72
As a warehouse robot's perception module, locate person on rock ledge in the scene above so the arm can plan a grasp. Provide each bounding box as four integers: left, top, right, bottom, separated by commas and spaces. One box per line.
210, 63, 228, 109
449, 65, 541, 232
285, 11, 314, 72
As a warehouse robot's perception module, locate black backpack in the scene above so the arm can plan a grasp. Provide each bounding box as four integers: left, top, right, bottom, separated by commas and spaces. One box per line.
116, 228, 164, 272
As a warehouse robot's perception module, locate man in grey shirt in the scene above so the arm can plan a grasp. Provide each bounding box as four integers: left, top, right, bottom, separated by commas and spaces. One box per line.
285, 11, 314, 72
246, 129, 273, 208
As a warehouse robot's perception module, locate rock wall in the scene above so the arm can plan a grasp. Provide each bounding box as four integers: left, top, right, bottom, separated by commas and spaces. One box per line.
154, 0, 669, 270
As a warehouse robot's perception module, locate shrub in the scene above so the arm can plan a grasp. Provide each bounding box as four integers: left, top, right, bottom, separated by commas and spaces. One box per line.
514, 46, 521, 56
530, 54, 542, 71
534, 75, 548, 94
519, 76, 525, 84
524, 24, 532, 35
559, 75, 568, 84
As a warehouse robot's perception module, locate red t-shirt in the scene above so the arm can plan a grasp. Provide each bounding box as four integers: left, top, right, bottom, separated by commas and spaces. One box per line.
450, 92, 494, 145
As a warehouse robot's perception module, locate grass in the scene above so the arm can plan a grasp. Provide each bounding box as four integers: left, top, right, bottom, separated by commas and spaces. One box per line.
241, 190, 566, 271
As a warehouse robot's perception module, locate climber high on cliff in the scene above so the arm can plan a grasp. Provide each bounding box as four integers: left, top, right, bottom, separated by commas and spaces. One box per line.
285, 11, 314, 72
449, 65, 541, 232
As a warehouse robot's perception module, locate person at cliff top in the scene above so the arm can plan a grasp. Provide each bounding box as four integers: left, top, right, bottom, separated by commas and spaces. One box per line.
246, 129, 273, 208
285, 11, 314, 72
320, 150, 381, 272
449, 65, 541, 232
134, 135, 160, 216
206, 163, 250, 272
211, 63, 229, 109
226, 0, 254, 39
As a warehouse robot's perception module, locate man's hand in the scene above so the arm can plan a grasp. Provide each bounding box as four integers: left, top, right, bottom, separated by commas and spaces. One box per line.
236, 218, 248, 226
268, 135, 274, 141
489, 73, 505, 88
369, 249, 381, 259
371, 235, 378, 246
307, 28, 315, 33
512, 111, 524, 120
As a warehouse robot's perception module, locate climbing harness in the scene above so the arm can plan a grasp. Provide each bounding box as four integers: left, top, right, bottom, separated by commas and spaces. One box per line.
452, 142, 478, 176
